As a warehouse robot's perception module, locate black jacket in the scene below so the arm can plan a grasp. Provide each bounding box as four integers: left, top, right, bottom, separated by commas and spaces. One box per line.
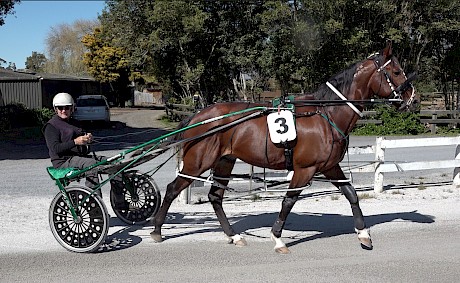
43, 115, 89, 167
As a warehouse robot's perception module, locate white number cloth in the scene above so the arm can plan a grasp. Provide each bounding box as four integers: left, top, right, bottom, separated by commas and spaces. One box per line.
267, 110, 296, 144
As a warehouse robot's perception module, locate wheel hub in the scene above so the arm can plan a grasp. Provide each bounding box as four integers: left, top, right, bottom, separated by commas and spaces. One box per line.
74, 216, 83, 224
131, 195, 139, 202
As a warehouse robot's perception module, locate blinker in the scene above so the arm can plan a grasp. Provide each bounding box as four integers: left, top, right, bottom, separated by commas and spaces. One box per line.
395, 72, 417, 94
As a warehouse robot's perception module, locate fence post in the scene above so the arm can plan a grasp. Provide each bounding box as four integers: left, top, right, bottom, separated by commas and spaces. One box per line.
176, 155, 192, 204
374, 137, 385, 193
453, 145, 460, 186
430, 113, 437, 134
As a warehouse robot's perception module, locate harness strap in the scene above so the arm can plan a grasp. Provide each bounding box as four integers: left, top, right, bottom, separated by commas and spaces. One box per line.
326, 81, 363, 117
281, 142, 294, 171
320, 113, 346, 138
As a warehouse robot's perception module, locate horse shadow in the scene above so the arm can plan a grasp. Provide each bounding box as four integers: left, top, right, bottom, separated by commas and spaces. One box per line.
95, 216, 147, 253
234, 210, 434, 248
157, 210, 435, 249
98, 212, 212, 252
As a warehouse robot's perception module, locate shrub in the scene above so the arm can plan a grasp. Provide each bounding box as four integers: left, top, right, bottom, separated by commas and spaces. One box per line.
352, 105, 425, 135
0, 103, 54, 132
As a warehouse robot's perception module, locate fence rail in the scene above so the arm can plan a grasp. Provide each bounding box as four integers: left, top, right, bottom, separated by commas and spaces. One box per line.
374, 136, 460, 192
177, 136, 460, 203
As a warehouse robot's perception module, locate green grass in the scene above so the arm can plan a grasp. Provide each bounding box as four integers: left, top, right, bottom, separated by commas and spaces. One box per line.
358, 193, 374, 200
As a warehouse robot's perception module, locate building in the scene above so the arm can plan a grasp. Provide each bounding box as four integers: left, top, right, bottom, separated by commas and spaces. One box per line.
0, 69, 103, 109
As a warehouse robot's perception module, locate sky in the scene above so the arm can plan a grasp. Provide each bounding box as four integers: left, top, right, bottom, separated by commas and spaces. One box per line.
0, 0, 106, 69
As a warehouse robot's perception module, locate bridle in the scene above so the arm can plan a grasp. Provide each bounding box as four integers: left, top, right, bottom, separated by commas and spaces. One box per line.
325, 52, 418, 119
373, 55, 417, 110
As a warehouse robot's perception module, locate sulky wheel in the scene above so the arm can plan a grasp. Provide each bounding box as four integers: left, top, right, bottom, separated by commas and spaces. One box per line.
49, 185, 109, 253
110, 170, 161, 225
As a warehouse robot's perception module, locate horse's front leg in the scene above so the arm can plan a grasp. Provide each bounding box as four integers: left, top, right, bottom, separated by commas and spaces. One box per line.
208, 156, 247, 246
271, 168, 315, 254
323, 165, 373, 250
150, 176, 193, 242
339, 182, 372, 249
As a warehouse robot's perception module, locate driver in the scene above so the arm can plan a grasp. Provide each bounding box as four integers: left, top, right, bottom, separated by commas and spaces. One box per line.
43, 92, 128, 210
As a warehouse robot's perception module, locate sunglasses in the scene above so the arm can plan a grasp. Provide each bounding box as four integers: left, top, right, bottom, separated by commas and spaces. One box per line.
56, 106, 72, 111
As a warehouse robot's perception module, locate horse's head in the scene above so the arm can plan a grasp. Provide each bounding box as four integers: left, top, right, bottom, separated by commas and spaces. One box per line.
367, 41, 419, 112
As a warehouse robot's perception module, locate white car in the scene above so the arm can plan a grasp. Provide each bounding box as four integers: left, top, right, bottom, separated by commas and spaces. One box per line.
73, 95, 111, 123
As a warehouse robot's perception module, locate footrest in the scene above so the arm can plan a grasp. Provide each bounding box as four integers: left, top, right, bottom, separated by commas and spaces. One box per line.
46, 167, 78, 180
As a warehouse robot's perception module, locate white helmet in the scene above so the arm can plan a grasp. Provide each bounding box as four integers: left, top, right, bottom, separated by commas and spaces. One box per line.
53, 92, 74, 107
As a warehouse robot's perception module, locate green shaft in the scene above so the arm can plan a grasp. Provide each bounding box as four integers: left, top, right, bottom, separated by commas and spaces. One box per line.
114, 106, 268, 158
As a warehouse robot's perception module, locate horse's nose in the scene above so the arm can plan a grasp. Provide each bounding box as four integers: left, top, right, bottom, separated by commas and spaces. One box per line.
408, 97, 420, 112
409, 99, 420, 111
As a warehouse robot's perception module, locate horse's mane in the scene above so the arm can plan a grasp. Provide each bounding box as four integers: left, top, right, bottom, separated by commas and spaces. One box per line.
310, 52, 382, 100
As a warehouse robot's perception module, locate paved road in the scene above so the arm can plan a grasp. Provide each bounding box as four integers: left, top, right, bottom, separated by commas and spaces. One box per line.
1, 109, 460, 282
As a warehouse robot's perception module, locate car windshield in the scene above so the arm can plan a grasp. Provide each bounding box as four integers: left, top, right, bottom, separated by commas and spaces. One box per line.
77, 98, 106, 107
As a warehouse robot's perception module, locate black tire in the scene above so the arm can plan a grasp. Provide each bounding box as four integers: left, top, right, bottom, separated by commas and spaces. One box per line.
110, 171, 161, 225
49, 185, 109, 253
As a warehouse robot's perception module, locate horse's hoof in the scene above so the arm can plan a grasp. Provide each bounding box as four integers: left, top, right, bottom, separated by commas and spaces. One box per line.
270, 233, 289, 254
275, 246, 291, 254
359, 238, 373, 250
355, 228, 373, 250
234, 238, 247, 247
150, 231, 163, 243
228, 234, 247, 247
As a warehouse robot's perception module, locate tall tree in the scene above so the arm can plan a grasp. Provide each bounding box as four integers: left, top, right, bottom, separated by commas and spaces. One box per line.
44, 19, 99, 76
93, 0, 460, 104
0, 0, 20, 68
25, 51, 47, 72
0, 0, 20, 26
82, 28, 131, 107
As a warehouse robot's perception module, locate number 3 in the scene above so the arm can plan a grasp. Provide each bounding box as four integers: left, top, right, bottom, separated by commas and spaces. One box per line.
275, 117, 288, 134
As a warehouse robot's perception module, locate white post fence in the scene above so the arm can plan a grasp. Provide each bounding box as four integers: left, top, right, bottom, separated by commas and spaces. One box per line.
177, 136, 460, 203
373, 136, 460, 192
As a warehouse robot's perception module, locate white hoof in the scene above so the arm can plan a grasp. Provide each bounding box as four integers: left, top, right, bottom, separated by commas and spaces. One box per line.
355, 228, 373, 250
270, 232, 290, 254
227, 234, 247, 246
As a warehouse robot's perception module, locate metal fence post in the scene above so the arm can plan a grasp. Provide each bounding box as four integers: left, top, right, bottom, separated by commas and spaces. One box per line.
453, 144, 460, 186
374, 137, 385, 193
177, 161, 191, 204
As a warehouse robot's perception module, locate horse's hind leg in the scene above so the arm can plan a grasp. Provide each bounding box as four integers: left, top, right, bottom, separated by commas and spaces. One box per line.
271, 167, 316, 254
150, 176, 193, 242
208, 156, 247, 246
323, 165, 373, 250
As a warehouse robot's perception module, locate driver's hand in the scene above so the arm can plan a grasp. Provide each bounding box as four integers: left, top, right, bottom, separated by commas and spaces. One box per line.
74, 133, 93, 145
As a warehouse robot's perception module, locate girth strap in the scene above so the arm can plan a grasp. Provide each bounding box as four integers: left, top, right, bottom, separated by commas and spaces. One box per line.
281, 142, 294, 171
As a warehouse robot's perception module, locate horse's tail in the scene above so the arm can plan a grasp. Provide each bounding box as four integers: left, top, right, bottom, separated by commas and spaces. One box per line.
170, 114, 195, 167
172, 113, 194, 142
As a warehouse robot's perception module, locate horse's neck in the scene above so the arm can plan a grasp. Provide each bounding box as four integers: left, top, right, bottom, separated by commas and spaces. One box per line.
317, 69, 373, 136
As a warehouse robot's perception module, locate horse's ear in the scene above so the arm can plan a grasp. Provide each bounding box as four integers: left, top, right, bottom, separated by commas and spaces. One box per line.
383, 40, 393, 59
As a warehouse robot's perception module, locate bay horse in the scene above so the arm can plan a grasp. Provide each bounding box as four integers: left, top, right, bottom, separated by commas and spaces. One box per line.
150, 41, 419, 253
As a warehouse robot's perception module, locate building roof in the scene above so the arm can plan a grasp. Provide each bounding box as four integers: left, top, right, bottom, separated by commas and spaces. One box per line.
0, 68, 96, 82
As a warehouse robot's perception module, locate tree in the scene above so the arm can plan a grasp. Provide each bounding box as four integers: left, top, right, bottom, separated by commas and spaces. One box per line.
0, 0, 20, 26
6, 62, 16, 71
25, 51, 47, 72
82, 28, 131, 107
1, 0, 20, 68
44, 19, 99, 76
93, 0, 460, 105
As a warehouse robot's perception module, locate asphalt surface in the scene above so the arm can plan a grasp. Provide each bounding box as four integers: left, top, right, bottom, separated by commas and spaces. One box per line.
1, 108, 460, 282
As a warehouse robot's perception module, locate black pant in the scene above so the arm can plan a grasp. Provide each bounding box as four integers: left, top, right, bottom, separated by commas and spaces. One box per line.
59, 155, 124, 200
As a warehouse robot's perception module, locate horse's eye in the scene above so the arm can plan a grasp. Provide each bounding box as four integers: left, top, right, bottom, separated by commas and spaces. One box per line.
394, 70, 401, 76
